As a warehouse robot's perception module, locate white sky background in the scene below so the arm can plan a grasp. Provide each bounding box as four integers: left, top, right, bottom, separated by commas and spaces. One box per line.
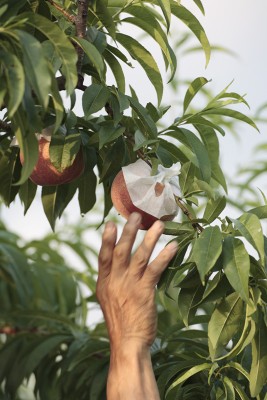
2, 0, 267, 239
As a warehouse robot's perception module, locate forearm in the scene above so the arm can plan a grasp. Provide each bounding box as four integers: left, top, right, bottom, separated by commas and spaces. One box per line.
107, 343, 160, 400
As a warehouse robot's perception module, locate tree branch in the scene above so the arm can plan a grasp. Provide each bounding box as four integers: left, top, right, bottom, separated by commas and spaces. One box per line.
75, 0, 90, 75
56, 75, 87, 91
0, 120, 11, 133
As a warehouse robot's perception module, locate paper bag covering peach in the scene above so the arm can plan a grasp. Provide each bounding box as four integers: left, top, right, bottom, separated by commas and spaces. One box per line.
111, 159, 181, 230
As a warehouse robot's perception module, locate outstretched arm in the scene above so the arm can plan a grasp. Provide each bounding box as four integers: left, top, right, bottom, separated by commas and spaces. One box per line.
97, 212, 178, 400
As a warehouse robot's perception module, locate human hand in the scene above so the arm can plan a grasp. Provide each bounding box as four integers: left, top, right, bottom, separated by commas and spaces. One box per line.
96, 212, 178, 350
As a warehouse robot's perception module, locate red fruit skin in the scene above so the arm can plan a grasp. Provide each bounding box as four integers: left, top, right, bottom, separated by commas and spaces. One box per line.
20, 138, 84, 186
111, 170, 175, 230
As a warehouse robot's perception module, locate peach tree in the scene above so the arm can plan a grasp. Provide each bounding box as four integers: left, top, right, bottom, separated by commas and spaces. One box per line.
1, 0, 267, 398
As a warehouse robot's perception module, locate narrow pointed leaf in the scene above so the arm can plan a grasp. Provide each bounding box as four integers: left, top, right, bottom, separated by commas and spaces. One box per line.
72, 37, 105, 81
183, 77, 209, 113
201, 108, 259, 131
170, 3, 210, 66
116, 33, 163, 104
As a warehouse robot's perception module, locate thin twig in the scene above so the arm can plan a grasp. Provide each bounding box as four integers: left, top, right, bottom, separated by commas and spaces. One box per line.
47, 0, 76, 23
174, 195, 204, 233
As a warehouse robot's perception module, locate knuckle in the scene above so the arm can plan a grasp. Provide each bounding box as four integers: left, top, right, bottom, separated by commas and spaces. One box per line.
113, 246, 125, 261
134, 250, 147, 266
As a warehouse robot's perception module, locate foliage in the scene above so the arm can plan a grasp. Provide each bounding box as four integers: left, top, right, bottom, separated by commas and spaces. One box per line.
0, 0, 267, 399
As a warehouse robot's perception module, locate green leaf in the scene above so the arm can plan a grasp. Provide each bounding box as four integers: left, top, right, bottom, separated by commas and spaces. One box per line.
124, 6, 176, 77
248, 205, 267, 219
165, 128, 211, 182
0, 50, 25, 117
189, 226, 222, 283
192, 0, 205, 14
13, 111, 39, 185
72, 37, 105, 81
19, 179, 37, 214
222, 376, 235, 400
195, 124, 227, 192
223, 237, 250, 302
201, 107, 259, 132
204, 196, 226, 223
41, 184, 74, 230
250, 314, 267, 397
183, 77, 209, 113
99, 122, 125, 149
82, 84, 110, 118
0, 147, 20, 206
25, 12, 78, 94
155, 0, 171, 30
78, 169, 97, 215
49, 65, 65, 133
232, 212, 265, 265
49, 133, 82, 172
116, 33, 163, 104
177, 283, 205, 327
166, 362, 211, 394
179, 161, 196, 195
16, 30, 51, 109
208, 292, 244, 360
103, 48, 125, 92
128, 96, 158, 138
96, 0, 116, 39
170, 3, 210, 66
232, 381, 250, 400
216, 317, 256, 361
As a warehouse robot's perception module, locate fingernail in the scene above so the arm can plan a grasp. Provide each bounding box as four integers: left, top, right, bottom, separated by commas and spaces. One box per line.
167, 241, 178, 252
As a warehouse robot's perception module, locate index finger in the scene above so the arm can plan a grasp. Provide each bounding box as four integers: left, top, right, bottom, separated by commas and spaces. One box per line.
98, 221, 117, 279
